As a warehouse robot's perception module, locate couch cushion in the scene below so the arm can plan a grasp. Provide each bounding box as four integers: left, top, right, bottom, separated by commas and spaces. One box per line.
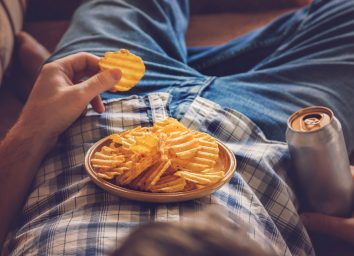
0, 0, 27, 86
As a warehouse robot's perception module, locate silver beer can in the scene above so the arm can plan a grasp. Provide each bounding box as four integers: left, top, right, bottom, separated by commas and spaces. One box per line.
286, 106, 354, 217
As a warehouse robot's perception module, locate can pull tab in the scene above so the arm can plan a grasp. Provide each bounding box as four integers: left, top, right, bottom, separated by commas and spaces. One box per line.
301, 114, 323, 131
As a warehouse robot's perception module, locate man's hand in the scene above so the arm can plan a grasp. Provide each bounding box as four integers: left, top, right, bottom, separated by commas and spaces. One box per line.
301, 170, 354, 246
20, 52, 121, 142
0, 52, 121, 248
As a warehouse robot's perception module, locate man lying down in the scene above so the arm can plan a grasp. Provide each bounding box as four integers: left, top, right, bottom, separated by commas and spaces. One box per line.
1, 0, 354, 255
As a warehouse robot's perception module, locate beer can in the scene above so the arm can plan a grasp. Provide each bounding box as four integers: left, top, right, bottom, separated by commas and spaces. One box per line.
286, 106, 354, 217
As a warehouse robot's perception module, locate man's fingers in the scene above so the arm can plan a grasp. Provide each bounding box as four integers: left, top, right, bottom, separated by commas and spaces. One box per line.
90, 95, 105, 113
79, 69, 121, 99
56, 52, 100, 80
301, 213, 354, 245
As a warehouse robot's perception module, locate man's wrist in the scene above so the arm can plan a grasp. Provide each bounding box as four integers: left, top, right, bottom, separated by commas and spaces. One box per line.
11, 118, 58, 153
0, 114, 57, 248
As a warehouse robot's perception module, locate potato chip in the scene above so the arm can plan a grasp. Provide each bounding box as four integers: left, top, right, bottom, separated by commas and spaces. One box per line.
129, 165, 156, 190
100, 145, 119, 154
174, 170, 224, 185
91, 150, 126, 172
130, 134, 159, 154
91, 157, 125, 167
97, 173, 119, 179
149, 175, 186, 193
145, 160, 171, 188
116, 154, 158, 185
108, 134, 123, 144
171, 159, 209, 172
99, 49, 145, 92
153, 118, 188, 134
129, 159, 171, 190
121, 126, 152, 138
167, 131, 200, 160
195, 184, 207, 189
96, 167, 129, 179
182, 181, 198, 191
192, 132, 219, 163
168, 131, 219, 172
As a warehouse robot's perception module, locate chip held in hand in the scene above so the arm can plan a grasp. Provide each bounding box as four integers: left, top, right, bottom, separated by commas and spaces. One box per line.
99, 49, 145, 92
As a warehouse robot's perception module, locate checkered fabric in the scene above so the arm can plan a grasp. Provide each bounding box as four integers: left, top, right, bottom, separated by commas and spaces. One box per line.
6, 93, 314, 255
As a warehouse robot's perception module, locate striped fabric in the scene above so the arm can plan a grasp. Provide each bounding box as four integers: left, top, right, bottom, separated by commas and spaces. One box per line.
5, 93, 314, 255
0, 0, 27, 85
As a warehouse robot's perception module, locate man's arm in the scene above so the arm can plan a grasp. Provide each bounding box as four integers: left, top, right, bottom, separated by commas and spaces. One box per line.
0, 53, 121, 247
301, 170, 354, 246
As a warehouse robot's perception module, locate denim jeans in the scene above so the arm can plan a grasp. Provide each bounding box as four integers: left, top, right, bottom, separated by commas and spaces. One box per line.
48, 0, 354, 153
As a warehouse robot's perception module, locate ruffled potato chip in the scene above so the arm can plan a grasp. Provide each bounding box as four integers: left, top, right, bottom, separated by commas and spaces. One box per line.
149, 175, 186, 193
99, 49, 145, 92
169, 131, 218, 172
153, 117, 188, 134
174, 170, 224, 185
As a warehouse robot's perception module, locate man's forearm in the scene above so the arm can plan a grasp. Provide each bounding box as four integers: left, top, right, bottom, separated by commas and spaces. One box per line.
0, 119, 55, 247
0, 52, 120, 248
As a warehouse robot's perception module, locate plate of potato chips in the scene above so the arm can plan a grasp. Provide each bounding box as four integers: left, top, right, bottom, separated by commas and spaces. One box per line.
84, 118, 237, 203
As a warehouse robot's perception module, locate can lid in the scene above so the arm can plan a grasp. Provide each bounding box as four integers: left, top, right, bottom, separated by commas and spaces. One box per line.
288, 106, 333, 132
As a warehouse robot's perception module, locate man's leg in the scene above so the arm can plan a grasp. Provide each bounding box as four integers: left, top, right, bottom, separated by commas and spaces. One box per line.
48, 0, 208, 118
198, 0, 354, 153
50, 0, 190, 63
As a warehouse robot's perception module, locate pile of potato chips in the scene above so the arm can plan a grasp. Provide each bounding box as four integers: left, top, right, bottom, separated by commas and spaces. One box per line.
91, 118, 225, 193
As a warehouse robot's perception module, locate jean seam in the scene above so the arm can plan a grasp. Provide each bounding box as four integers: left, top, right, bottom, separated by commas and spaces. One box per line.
169, 76, 215, 120
198, 76, 216, 95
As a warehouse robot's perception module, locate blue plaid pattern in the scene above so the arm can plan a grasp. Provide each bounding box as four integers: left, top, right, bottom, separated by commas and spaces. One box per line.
6, 93, 314, 255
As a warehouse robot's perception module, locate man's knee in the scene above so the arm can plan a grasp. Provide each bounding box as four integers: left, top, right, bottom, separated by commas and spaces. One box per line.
304, 0, 354, 31
311, 0, 354, 14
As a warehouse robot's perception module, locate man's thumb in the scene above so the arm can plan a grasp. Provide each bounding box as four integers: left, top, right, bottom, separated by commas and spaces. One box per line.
80, 69, 121, 97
